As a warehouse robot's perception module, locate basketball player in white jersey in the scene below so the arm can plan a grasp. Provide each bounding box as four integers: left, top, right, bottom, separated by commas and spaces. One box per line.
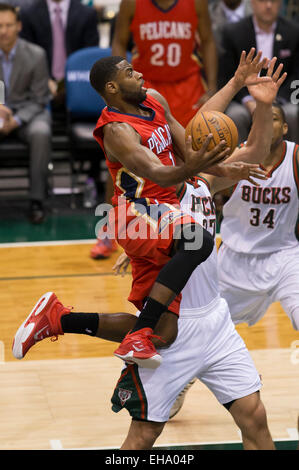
218, 101, 299, 331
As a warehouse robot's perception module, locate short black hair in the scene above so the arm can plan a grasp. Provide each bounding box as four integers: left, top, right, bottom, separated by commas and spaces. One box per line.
272, 100, 286, 123
89, 56, 125, 96
0, 3, 20, 21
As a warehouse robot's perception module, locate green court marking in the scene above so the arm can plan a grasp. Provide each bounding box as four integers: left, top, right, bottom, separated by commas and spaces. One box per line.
0, 212, 98, 244
0, 272, 119, 282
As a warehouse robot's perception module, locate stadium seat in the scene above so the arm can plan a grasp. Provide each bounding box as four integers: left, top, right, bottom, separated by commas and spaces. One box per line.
65, 46, 111, 205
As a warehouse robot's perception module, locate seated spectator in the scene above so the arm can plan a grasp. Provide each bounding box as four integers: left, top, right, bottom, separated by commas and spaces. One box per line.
218, 0, 299, 143
0, 3, 51, 223
20, 0, 101, 206
20, 0, 100, 113
209, 0, 252, 53
0, 0, 36, 8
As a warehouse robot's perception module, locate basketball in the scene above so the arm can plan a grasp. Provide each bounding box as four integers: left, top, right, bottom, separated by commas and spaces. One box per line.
185, 111, 238, 155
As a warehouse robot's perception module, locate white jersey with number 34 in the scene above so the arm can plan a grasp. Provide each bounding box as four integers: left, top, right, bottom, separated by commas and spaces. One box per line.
221, 140, 299, 254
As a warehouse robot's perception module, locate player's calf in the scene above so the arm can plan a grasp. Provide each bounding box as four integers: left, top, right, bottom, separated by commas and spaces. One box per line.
228, 392, 275, 450
121, 419, 165, 450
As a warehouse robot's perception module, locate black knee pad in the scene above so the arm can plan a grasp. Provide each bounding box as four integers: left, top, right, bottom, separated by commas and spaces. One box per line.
156, 224, 214, 295
176, 223, 214, 264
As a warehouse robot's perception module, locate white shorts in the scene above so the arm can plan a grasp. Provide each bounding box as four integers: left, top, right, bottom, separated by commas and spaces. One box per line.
111, 297, 261, 422
217, 243, 299, 329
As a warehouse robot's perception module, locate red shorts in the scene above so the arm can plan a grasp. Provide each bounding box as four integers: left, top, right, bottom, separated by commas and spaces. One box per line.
144, 71, 206, 128
108, 199, 195, 315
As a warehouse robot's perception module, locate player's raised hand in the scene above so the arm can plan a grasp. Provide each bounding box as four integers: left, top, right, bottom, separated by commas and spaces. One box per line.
247, 57, 287, 105
185, 135, 231, 175
233, 48, 272, 89
221, 162, 268, 186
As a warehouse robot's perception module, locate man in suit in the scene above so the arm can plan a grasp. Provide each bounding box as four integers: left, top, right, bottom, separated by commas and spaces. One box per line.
209, 0, 252, 54
0, 3, 51, 223
20, 0, 99, 106
218, 0, 299, 143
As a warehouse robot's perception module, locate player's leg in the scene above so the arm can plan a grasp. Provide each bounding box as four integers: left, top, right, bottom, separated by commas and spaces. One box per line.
129, 222, 214, 333
121, 419, 165, 450
197, 298, 275, 450
94, 310, 177, 347
271, 246, 299, 331
112, 200, 215, 368
114, 222, 214, 364
12, 291, 175, 359
11, 291, 134, 360
17, 110, 51, 223
90, 173, 118, 260
217, 244, 272, 325
228, 392, 275, 450
111, 315, 200, 442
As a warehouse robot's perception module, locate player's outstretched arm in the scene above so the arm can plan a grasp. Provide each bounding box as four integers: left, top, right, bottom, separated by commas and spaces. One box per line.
200, 97, 273, 195
200, 48, 271, 114
228, 57, 287, 164
201, 57, 287, 194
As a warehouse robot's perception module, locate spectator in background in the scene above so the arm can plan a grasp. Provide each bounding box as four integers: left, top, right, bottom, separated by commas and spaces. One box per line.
209, 0, 252, 53
0, 0, 36, 8
90, 0, 219, 260
0, 3, 51, 223
218, 0, 299, 143
20, 0, 99, 112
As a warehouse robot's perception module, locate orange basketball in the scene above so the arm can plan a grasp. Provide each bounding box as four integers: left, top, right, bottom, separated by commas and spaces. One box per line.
185, 111, 238, 155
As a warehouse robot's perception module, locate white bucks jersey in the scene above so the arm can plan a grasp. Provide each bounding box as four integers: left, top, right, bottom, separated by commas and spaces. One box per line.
221, 140, 299, 254
178, 176, 219, 309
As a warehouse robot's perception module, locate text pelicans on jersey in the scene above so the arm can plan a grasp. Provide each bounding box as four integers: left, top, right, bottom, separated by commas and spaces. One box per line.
139, 21, 192, 41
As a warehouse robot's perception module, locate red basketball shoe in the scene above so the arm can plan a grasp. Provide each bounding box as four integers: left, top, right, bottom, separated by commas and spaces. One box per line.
90, 238, 118, 260
12, 292, 71, 359
114, 328, 162, 369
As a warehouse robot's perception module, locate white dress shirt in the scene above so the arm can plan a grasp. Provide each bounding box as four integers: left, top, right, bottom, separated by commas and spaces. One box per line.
242, 16, 276, 104
252, 15, 276, 61
221, 1, 246, 23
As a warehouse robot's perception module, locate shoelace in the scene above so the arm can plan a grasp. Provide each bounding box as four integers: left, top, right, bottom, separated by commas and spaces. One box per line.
147, 332, 166, 345
127, 329, 166, 346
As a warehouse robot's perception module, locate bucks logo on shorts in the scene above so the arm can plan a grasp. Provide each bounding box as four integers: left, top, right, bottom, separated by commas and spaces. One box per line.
118, 388, 132, 406
111, 364, 148, 420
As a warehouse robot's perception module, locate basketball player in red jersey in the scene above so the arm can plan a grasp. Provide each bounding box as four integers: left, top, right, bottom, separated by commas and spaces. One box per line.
90, 0, 218, 260
112, 0, 218, 127
86, 50, 275, 369
89, 56, 233, 368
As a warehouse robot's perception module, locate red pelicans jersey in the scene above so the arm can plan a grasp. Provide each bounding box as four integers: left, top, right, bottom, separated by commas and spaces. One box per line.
93, 94, 179, 206
130, 0, 200, 82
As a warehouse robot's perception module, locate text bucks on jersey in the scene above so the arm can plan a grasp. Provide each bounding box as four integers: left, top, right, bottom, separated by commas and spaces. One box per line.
221, 141, 299, 253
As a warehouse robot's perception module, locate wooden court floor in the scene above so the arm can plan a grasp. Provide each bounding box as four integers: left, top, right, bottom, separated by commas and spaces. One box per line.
0, 241, 299, 450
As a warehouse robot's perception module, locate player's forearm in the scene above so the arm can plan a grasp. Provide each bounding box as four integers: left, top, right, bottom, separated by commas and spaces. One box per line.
125, 148, 190, 187
147, 164, 190, 187
245, 102, 273, 163
199, 162, 231, 178
201, 38, 218, 94
200, 77, 242, 114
